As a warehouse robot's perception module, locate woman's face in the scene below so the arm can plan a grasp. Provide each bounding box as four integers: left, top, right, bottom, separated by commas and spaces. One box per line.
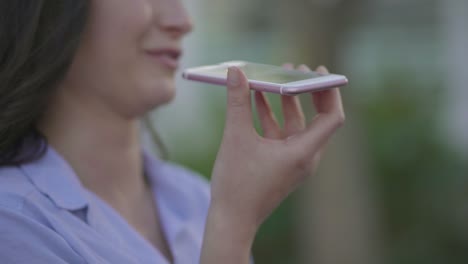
61, 0, 192, 118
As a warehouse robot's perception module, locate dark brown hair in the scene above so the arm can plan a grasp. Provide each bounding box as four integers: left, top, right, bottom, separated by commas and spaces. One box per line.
0, 1, 90, 165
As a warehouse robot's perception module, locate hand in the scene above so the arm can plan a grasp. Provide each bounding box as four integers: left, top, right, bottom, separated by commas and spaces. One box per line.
201, 64, 345, 263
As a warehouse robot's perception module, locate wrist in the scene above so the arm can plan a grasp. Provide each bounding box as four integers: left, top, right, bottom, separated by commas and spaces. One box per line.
200, 204, 257, 264
206, 203, 258, 245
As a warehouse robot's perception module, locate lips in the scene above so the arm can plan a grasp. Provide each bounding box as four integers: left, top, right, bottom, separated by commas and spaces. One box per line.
145, 48, 182, 70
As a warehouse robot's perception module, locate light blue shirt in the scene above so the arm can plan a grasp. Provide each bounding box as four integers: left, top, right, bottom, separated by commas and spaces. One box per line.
0, 145, 211, 263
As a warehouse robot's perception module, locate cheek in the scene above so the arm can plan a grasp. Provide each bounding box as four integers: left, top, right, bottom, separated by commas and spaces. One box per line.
79, 65, 176, 118
89, 0, 153, 52
72, 0, 173, 116
78, 0, 154, 87
114, 43, 178, 116
95, 62, 177, 118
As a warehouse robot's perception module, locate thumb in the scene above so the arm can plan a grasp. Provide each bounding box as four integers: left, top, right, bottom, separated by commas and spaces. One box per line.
224, 67, 253, 133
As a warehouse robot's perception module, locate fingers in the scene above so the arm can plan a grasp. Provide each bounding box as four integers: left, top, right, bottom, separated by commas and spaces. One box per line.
288, 65, 345, 157
288, 109, 345, 159
316, 65, 328, 74
254, 91, 282, 139
281, 95, 305, 136
225, 67, 254, 135
281, 64, 306, 136
297, 64, 311, 72
311, 66, 345, 115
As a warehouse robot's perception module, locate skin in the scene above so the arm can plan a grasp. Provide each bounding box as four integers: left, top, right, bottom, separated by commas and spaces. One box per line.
37, 0, 345, 263
201, 66, 345, 263
38, 0, 192, 261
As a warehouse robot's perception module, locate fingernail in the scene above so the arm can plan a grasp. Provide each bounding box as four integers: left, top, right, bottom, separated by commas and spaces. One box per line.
228, 67, 240, 87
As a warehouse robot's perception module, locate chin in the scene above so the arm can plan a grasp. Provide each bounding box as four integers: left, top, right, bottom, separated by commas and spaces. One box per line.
124, 77, 177, 117
141, 81, 176, 111
155, 87, 176, 106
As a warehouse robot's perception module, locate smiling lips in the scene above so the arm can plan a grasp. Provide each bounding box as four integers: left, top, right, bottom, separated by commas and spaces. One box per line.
145, 48, 182, 70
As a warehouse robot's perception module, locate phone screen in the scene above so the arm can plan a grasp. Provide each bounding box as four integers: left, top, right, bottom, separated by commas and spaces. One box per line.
200, 62, 323, 84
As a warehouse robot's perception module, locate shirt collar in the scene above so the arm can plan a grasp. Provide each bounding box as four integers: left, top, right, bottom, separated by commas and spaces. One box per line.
20, 145, 88, 211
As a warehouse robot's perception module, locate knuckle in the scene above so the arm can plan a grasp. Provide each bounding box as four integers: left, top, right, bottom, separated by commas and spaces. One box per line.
333, 111, 346, 127
284, 143, 314, 173
294, 154, 312, 175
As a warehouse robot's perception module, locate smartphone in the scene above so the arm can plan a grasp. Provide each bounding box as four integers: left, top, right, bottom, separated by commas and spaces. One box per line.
182, 61, 348, 95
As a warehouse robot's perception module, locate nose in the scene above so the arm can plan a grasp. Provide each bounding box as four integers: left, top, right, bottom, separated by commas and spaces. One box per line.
156, 0, 193, 39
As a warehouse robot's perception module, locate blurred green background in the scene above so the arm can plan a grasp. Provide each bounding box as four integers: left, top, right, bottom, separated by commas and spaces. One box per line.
149, 0, 468, 263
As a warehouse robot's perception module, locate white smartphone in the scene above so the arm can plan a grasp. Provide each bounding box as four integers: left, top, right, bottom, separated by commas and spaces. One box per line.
182, 61, 348, 95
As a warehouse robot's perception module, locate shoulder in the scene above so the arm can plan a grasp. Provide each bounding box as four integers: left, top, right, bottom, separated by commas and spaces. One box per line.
0, 165, 37, 209
0, 167, 81, 262
0, 165, 57, 230
0, 194, 86, 263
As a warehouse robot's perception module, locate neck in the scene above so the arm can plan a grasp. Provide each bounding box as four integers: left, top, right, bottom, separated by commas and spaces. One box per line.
38, 89, 148, 210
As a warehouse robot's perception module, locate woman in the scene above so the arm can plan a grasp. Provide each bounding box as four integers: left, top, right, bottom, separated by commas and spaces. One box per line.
0, 0, 345, 263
